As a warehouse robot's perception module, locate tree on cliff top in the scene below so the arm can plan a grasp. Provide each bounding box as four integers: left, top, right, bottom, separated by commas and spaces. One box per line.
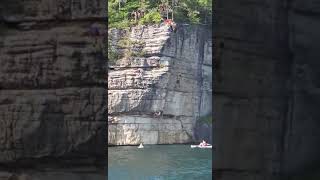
108, 0, 213, 28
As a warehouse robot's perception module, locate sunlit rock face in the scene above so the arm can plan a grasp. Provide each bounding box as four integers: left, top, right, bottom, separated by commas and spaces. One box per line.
0, 0, 107, 166
213, 0, 320, 180
108, 25, 212, 145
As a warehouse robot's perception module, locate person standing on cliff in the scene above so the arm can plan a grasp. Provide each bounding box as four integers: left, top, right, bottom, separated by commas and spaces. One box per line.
172, 21, 177, 33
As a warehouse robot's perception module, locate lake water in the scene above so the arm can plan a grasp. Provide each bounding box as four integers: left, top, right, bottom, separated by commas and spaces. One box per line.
108, 145, 212, 180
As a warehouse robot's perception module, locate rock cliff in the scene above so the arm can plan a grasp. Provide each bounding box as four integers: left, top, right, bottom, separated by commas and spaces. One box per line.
214, 0, 320, 179
108, 24, 212, 145
0, 0, 106, 178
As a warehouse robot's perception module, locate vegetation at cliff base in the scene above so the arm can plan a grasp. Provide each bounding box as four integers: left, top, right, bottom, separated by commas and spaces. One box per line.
108, 38, 120, 64
199, 115, 213, 125
108, 0, 213, 29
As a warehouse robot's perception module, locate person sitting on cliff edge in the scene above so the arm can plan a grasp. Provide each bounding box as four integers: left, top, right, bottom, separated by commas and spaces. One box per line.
163, 19, 177, 33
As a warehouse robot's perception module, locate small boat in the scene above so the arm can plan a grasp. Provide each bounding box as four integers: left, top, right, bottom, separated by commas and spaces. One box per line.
138, 143, 144, 149
191, 144, 212, 149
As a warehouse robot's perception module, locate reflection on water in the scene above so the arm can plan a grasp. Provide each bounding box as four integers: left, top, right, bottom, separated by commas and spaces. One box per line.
108, 145, 212, 180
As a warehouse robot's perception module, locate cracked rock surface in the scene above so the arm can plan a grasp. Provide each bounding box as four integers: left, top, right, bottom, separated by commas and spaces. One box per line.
108, 25, 212, 145
0, 0, 106, 178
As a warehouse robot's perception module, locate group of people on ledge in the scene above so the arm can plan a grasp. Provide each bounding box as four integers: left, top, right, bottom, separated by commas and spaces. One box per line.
130, 9, 145, 22
161, 17, 177, 33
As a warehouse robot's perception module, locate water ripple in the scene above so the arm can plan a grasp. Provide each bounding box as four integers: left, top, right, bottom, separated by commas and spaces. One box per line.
108, 145, 212, 180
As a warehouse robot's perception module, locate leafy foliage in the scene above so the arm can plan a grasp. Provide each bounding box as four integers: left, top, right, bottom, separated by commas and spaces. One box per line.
108, 0, 213, 63
174, 0, 212, 24
199, 115, 213, 125
108, 0, 213, 29
117, 37, 133, 48
107, 38, 120, 64
107, 33, 147, 64
139, 8, 162, 25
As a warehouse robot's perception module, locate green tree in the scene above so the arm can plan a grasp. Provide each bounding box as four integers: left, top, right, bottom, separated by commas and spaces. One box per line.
139, 8, 162, 25
172, 0, 212, 24
108, 0, 213, 29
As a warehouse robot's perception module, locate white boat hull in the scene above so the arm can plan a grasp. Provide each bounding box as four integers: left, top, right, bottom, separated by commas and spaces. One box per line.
191, 145, 212, 149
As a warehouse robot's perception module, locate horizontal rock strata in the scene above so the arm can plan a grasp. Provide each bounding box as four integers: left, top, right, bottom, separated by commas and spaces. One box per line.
0, 0, 107, 175
213, 0, 320, 179
108, 25, 212, 145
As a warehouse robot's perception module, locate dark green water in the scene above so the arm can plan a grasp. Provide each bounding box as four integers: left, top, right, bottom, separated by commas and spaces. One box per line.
108, 145, 212, 180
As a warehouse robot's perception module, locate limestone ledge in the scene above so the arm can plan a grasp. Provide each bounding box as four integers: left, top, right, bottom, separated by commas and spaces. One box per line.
0, 87, 105, 162
108, 115, 193, 145
108, 25, 212, 145
0, 22, 106, 89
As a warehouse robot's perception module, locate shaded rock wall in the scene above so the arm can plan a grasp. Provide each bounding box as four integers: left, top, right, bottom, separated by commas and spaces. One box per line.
214, 0, 320, 179
0, 0, 105, 22
194, 122, 212, 143
0, 167, 105, 180
0, 0, 107, 173
108, 25, 212, 145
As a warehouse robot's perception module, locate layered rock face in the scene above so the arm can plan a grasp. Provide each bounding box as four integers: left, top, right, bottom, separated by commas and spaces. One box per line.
0, 0, 106, 177
0, 168, 105, 180
214, 0, 320, 179
108, 25, 212, 145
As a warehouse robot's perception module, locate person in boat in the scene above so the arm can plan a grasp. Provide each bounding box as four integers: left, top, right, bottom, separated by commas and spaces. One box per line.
154, 111, 162, 117
199, 140, 207, 147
